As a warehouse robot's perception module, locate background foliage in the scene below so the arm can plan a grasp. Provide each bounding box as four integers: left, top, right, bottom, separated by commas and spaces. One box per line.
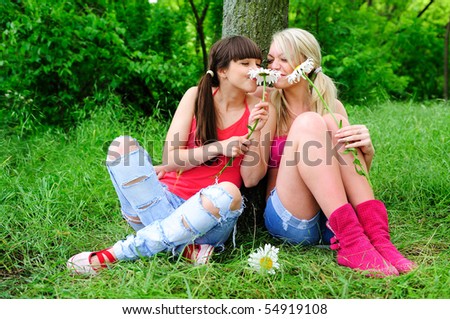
1, 0, 449, 128
290, 0, 449, 103
1, 0, 203, 126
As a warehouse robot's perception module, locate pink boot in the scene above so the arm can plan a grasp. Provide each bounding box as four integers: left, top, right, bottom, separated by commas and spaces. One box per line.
356, 200, 416, 274
327, 203, 398, 277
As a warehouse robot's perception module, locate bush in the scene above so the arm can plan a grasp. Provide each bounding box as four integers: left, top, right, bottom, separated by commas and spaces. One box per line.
1, 0, 201, 126
289, 0, 447, 104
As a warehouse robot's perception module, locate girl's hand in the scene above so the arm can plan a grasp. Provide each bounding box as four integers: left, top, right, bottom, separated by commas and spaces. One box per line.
219, 135, 251, 158
154, 165, 167, 179
335, 124, 374, 157
248, 101, 270, 134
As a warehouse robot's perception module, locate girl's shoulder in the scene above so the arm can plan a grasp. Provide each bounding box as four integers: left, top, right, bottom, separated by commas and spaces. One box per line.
178, 86, 199, 104
184, 86, 199, 98
177, 87, 198, 111
334, 99, 348, 118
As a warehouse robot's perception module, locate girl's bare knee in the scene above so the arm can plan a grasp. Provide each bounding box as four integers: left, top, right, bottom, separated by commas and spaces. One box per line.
200, 195, 220, 218
291, 112, 327, 135
323, 113, 348, 131
217, 182, 242, 211
199, 182, 242, 218
107, 136, 139, 161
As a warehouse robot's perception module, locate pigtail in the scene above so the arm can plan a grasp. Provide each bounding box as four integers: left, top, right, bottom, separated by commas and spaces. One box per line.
195, 70, 217, 145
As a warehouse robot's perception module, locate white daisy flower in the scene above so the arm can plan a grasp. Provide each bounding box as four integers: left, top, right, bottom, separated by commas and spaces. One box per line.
248, 244, 280, 274
248, 68, 281, 86
287, 57, 315, 84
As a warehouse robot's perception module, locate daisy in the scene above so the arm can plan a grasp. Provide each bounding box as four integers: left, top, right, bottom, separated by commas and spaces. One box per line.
287, 57, 315, 84
246, 68, 280, 132
248, 244, 280, 274
248, 68, 281, 86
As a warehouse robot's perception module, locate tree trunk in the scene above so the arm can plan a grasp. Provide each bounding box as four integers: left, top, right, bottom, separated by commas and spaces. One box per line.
222, 0, 289, 232
445, 20, 449, 101
222, 0, 289, 59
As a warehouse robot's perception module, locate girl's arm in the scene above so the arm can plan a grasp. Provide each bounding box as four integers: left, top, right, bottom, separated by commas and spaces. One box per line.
162, 87, 223, 173
240, 96, 277, 187
161, 87, 255, 173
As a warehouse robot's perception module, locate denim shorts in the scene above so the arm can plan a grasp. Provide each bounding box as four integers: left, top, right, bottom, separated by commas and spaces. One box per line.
106, 139, 241, 249
264, 188, 333, 245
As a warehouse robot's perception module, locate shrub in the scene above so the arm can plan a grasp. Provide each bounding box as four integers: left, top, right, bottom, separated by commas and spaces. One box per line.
1, 0, 201, 126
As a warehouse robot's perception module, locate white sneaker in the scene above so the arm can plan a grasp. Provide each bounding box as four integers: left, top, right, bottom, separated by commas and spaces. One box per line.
67, 248, 115, 275
182, 244, 214, 265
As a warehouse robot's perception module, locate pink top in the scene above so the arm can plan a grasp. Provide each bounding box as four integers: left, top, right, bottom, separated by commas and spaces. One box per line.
268, 135, 287, 168
160, 104, 250, 200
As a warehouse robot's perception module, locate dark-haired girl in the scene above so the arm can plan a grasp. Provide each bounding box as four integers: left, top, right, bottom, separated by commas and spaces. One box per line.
68, 36, 276, 274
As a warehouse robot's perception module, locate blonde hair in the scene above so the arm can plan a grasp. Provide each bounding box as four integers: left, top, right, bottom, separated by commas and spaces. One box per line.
270, 28, 338, 136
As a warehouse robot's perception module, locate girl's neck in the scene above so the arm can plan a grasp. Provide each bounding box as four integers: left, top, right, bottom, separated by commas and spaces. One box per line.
282, 84, 312, 117
213, 86, 248, 130
214, 87, 247, 112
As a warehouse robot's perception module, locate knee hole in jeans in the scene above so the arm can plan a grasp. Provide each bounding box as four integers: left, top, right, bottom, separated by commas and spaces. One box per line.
200, 194, 220, 219
181, 216, 191, 230
107, 136, 140, 161
216, 182, 242, 211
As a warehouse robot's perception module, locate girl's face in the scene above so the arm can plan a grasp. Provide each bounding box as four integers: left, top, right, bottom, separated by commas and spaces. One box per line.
267, 43, 295, 89
222, 58, 261, 93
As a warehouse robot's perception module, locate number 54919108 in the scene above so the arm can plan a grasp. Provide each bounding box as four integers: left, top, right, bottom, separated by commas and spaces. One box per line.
264, 303, 327, 315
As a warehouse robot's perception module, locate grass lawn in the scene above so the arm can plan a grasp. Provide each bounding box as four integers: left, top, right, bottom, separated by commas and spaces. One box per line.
1, 100, 449, 299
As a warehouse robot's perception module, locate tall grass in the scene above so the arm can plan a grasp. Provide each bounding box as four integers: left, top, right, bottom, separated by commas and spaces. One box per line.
1, 100, 449, 299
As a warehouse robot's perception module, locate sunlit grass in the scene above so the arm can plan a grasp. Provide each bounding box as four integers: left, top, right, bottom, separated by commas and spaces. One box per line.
1, 100, 449, 299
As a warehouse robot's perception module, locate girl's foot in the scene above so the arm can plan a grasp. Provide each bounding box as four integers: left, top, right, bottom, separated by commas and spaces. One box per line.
67, 248, 116, 275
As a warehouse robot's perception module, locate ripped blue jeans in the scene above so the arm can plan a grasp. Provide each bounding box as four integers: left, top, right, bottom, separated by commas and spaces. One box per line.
106, 138, 243, 260
264, 188, 333, 245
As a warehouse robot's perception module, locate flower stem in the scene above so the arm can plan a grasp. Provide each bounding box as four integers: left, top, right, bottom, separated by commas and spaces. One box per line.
305, 74, 371, 186
305, 77, 339, 126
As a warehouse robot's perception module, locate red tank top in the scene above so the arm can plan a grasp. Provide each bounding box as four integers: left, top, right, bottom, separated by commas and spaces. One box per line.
160, 102, 250, 199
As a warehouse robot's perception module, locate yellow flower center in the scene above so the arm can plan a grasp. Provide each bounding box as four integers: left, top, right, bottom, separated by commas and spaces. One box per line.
259, 257, 273, 270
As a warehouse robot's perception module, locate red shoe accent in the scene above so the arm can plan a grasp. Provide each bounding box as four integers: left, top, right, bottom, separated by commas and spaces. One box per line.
90, 248, 116, 270
67, 248, 116, 275
182, 244, 214, 265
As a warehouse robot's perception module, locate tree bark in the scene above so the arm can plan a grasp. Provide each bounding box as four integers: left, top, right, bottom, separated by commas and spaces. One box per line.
222, 0, 289, 59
